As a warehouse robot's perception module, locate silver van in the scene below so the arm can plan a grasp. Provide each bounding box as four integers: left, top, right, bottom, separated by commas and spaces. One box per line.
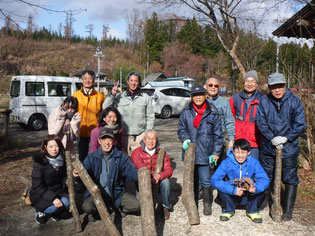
9, 75, 82, 130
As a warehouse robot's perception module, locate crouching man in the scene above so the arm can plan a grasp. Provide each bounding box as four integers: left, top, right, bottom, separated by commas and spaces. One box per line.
131, 130, 173, 220
73, 127, 140, 220
211, 139, 270, 223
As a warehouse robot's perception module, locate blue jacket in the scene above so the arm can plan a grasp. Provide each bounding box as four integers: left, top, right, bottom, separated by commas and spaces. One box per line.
178, 101, 224, 165
82, 147, 138, 208
211, 149, 270, 195
256, 89, 306, 159
208, 95, 235, 141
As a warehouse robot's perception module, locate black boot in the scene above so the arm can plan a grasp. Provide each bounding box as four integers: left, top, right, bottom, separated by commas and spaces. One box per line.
259, 187, 271, 211
202, 187, 213, 216
282, 185, 297, 221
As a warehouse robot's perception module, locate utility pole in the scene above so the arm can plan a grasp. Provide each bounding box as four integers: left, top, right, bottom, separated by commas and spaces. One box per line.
276, 0, 280, 73
94, 46, 104, 91
120, 67, 122, 91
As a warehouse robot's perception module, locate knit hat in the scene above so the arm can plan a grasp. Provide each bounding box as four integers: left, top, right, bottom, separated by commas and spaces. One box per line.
268, 73, 286, 85
243, 70, 259, 83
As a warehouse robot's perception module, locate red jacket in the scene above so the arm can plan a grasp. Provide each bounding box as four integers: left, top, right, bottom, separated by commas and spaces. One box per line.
229, 90, 262, 148
131, 143, 173, 180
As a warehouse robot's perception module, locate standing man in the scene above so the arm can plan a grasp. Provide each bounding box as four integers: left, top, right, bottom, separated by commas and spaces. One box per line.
103, 71, 155, 156
131, 129, 173, 220
256, 73, 306, 221
205, 76, 235, 153
72, 69, 105, 161
229, 70, 262, 159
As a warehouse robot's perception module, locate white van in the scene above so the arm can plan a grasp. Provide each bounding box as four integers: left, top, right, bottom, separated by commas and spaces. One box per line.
9, 75, 83, 130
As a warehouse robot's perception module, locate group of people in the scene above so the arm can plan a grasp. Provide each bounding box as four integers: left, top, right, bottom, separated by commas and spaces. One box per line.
29, 68, 306, 227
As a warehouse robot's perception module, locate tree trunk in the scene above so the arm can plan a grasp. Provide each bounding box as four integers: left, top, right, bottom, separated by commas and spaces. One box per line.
138, 167, 157, 236
65, 149, 82, 232
271, 149, 283, 222
181, 143, 200, 225
152, 148, 165, 208
72, 160, 120, 236
1, 109, 12, 138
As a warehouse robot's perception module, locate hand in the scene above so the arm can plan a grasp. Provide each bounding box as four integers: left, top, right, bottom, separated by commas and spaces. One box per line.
183, 139, 191, 151
72, 112, 81, 120
249, 183, 256, 193
111, 81, 119, 96
271, 136, 288, 146
228, 141, 234, 150
276, 144, 283, 150
53, 198, 63, 208
153, 173, 161, 184
235, 187, 246, 196
73, 169, 79, 177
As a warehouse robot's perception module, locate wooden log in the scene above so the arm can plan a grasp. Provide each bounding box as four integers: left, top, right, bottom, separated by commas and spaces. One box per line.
181, 143, 200, 225
1, 109, 12, 137
271, 149, 283, 222
72, 160, 120, 236
138, 167, 157, 236
65, 149, 82, 232
152, 148, 165, 208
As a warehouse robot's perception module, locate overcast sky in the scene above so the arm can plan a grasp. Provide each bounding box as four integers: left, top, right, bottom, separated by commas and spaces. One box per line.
0, 0, 311, 46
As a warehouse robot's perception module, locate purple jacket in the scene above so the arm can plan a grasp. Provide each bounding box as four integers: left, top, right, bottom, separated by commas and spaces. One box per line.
89, 125, 124, 153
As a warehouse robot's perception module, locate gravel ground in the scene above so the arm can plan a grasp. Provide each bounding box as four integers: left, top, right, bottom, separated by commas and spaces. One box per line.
0, 118, 314, 236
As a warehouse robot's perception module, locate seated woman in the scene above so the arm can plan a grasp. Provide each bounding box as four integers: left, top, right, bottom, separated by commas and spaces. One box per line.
30, 135, 70, 224
89, 106, 124, 152
48, 96, 81, 152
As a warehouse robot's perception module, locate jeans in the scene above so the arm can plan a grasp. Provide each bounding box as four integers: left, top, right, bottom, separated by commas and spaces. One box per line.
219, 191, 264, 214
44, 197, 69, 214
194, 164, 212, 188
250, 148, 259, 160
78, 137, 90, 162
160, 178, 171, 209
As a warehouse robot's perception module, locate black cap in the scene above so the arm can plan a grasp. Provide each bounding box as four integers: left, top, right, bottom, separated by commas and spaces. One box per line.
191, 85, 206, 95
99, 127, 114, 139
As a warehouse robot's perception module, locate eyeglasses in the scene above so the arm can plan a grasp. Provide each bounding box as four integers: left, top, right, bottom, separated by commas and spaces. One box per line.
208, 84, 219, 88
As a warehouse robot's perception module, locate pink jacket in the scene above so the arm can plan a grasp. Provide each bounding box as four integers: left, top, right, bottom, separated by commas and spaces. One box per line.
48, 106, 81, 149
89, 125, 124, 153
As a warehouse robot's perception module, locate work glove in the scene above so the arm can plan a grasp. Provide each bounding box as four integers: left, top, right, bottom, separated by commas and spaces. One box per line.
183, 139, 191, 151
276, 144, 283, 150
209, 155, 217, 166
271, 136, 288, 146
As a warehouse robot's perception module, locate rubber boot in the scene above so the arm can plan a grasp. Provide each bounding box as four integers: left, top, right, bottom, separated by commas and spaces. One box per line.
282, 185, 297, 221
202, 187, 213, 216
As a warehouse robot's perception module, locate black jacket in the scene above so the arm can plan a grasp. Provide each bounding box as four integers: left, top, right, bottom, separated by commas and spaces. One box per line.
29, 154, 68, 212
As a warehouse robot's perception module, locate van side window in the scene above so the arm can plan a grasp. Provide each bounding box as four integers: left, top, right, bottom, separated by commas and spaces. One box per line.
48, 82, 71, 96
26, 82, 44, 96
10, 81, 20, 97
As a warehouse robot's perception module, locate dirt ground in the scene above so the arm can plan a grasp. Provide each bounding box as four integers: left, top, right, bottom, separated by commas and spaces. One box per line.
0, 118, 314, 236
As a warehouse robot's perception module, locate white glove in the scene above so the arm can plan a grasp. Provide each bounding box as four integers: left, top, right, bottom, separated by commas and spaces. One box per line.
271, 136, 288, 146
276, 144, 283, 150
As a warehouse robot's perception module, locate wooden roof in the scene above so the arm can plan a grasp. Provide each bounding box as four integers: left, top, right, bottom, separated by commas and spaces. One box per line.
272, 1, 315, 39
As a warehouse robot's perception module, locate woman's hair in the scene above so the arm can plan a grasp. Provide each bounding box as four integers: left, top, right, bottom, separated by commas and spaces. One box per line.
98, 106, 121, 127
233, 139, 251, 152
62, 96, 78, 112
39, 135, 65, 157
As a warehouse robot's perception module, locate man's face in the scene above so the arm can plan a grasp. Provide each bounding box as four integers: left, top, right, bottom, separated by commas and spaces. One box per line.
233, 148, 250, 164
98, 137, 114, 152
143, 131, 157, 151
127, 75, 140, 92
191, 93, 207, 106
205, 78, 219, 98
82, 73, 94, 90
269, 83, 286, 99
244, 77, 258, 93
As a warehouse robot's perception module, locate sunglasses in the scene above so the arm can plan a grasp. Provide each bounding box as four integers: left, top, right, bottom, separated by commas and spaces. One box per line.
208, 84, 219, 88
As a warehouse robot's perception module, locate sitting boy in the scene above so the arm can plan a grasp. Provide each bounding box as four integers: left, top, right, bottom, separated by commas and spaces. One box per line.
211, 139, 270, 223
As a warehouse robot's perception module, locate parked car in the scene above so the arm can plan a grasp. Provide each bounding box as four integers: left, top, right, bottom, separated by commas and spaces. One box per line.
142, 86, 191, 119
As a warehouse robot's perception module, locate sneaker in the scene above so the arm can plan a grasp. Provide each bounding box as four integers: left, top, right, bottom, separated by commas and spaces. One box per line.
35, 211, 48, 225
51, 213, 61, 222
220, 212, 235, 221
247, 212, 263, 223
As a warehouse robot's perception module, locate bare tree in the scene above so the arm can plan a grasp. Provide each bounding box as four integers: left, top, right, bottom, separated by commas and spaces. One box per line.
64, 11, 75, 43
102, 24, 110, 40
26, 13, 35, 37
85, 24, 94, 38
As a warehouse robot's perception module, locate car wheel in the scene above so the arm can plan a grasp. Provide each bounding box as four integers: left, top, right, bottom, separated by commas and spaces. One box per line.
28, 115, 46, 131
160, 106, 172, 119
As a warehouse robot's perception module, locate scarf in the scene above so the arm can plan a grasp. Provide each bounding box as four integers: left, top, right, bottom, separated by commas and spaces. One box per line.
104, 124, 119, 135
46, 154, 64, 170
126, 88, 142, 99
193, 103, 207, 128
